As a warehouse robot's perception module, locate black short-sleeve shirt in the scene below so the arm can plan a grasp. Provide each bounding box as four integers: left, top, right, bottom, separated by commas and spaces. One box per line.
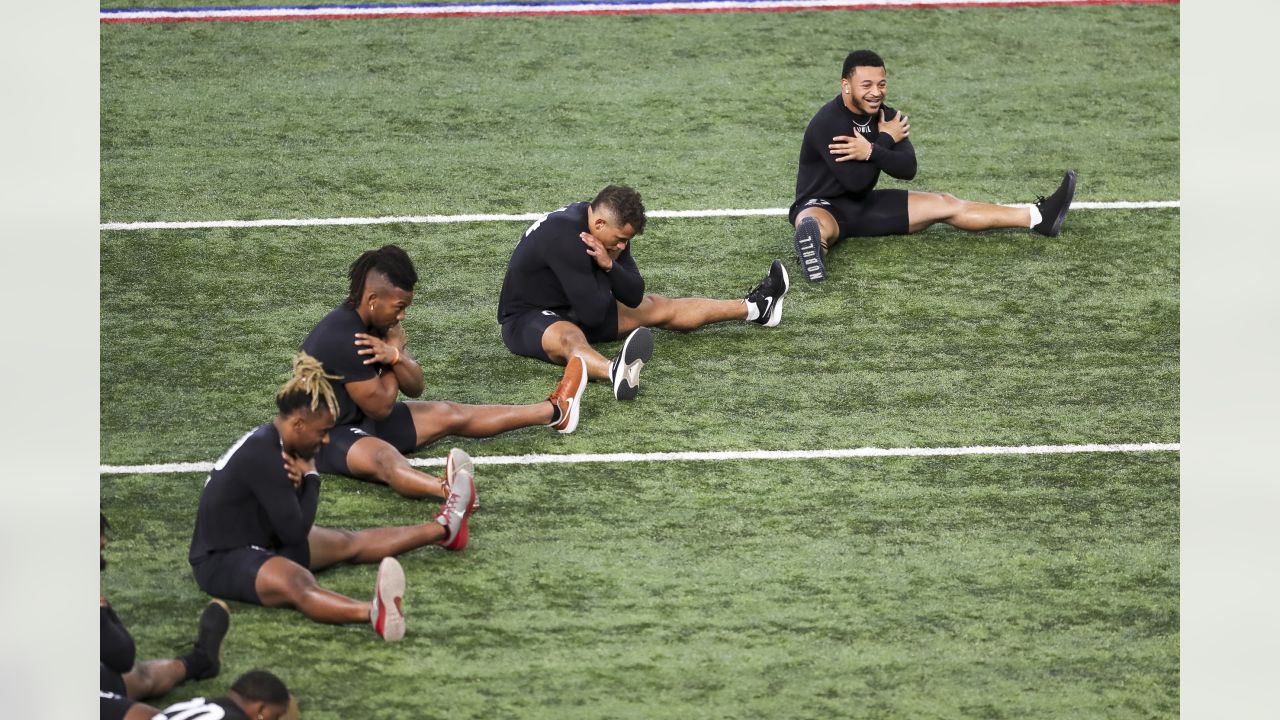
299, 304, 381, 427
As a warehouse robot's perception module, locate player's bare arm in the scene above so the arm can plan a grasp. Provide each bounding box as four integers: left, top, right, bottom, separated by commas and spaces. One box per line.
354, 324, 424, 398
344, 371, 401, 421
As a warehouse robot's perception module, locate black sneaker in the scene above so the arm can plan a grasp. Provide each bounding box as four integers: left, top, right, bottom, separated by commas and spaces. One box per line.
608, 327, 653, 401
1032, 170, 1077, 237
182, 599, 230, 681
793, 216, 827, 282
746, 259, 789, 327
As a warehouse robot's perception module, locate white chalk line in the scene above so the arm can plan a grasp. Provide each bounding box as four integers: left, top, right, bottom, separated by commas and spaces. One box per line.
101, 441, 1179, 475
100, 200, 1179, 232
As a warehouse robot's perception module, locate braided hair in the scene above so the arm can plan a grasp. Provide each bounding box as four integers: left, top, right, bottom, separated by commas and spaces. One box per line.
275, 351, 341, 418
344, 244, 419, 307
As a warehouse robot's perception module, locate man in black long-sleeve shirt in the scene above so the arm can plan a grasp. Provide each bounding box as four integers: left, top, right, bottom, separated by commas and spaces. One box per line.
790, 50, 1077, 282
188, 352, 476, 642
498, 184, 791, 400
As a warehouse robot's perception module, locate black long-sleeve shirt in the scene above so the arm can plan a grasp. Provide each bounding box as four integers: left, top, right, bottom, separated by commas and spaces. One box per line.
100, 605, 135, 675
189, 422, 320, 568
793, 96, 917, 206
497, 202, 644, 329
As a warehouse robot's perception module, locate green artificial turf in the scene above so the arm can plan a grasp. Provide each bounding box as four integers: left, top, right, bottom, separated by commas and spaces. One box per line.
100, 3, 1179, 718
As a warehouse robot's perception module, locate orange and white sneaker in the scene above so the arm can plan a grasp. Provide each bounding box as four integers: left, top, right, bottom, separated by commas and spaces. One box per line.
444, 447, 477, 514
547, 354, 588, 434
436, 467, 475, 552
370, 557, 406, 642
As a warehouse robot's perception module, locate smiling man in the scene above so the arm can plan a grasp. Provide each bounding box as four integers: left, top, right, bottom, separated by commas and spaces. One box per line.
498, 184, 789, 400
790, 49, 1077, 282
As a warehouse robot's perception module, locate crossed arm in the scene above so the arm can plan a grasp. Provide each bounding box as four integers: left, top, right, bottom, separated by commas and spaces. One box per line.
345, 323, 424, 420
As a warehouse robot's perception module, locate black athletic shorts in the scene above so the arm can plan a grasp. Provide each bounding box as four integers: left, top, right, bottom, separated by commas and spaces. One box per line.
190, 546, 275, 605
314, 401, 417, 476
501, 306, 619, 362
99, 689, 140, 720
789, 189, 910, 238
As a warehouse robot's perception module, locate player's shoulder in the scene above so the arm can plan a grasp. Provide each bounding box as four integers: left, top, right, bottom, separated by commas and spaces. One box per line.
880, 105, 902, 120
213, 423, 279, 476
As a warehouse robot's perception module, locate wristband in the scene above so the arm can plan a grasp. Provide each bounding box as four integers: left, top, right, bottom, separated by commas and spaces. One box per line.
390, 347, 401, 366
303, 471, 320, 482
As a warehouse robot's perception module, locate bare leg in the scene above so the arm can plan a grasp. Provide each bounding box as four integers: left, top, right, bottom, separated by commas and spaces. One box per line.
406, 399, 553, 446
344, 435, 447, 499
541, 320, 612, 380
794, 206, 842, 256
123, 660, 187, 700
618, 294, 746, 333
307, 525, 445, 571
253, 555, 370, 625
906, 190, 1030, 233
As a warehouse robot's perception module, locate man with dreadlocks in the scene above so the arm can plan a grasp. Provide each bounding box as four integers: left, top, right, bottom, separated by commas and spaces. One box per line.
188, 352, 473, 641
301, 243, 587, 499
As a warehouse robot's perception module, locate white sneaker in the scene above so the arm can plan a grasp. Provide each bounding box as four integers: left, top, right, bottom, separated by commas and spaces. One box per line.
370, 557, 406, 642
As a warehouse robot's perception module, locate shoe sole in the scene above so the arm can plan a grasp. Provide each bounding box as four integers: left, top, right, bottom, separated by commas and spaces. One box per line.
441, 470, 474, 551
763, 261, 789, 328
612, 327, 653, 401
445, 448, 476, 515
554, 355, 588, 434
194, 599, 230, 679
794, 217, 827, 282
1046, 170, 1077, 237
373, 557, 406, 642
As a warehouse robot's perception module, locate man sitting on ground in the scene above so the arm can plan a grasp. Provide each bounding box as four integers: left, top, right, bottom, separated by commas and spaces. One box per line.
188, 352, 475, 642
301, 243, 587, 499
498, 184, 790, 400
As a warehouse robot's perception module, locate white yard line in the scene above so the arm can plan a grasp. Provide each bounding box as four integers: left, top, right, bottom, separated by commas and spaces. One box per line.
100, 200, 1179, 232
101, 441, 1179, 475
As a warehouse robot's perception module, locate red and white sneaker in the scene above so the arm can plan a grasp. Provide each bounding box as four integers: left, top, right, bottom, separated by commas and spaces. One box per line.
436, 467, 474, 552
444, 447, 477, 514
547, 354, 588, 434
370, 557, 406, 642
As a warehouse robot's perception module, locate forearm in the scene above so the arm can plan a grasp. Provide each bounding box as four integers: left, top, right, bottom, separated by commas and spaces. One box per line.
606, 263, 644, 308
390, 350, 425, 398
870, 137, 916, 180
357, 371, 402, 420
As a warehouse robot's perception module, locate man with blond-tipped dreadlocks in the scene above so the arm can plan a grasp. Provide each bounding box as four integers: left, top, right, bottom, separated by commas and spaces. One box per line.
188, 352, 474, 641
301, 243, 587, 500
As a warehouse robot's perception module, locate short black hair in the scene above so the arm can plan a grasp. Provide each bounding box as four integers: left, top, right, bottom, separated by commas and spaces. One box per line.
230, 670, 290, 706
591, 184, 646, 235
345, 244, 419, 307
842, 50, 885, 79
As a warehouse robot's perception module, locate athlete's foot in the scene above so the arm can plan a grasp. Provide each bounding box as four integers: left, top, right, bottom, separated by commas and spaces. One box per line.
444, 447, 476, 514
794, 216, 827, 282
370, 557, 406, 642
608, 327, 653, 401
180, 599, 230, 681
745, 259, 789, 327
436, 466, 474, 551
1032, 170, 1077, 237
547, 354, 588, 434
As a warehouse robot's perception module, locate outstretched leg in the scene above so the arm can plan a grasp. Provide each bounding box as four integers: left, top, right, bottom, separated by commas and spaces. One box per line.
253, 555, 371, 625
406, 398, 554, 446
906, 191, 1030, 233
307, 524, 445, 571
343, 435, 448, 499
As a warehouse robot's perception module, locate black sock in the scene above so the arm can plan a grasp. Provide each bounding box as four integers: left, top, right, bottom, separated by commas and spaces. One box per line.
548, 400, 562, 425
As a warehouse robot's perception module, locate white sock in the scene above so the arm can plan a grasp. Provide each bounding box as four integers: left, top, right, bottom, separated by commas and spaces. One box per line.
744, 298, 760, 322
1028, 205, 1042, 229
